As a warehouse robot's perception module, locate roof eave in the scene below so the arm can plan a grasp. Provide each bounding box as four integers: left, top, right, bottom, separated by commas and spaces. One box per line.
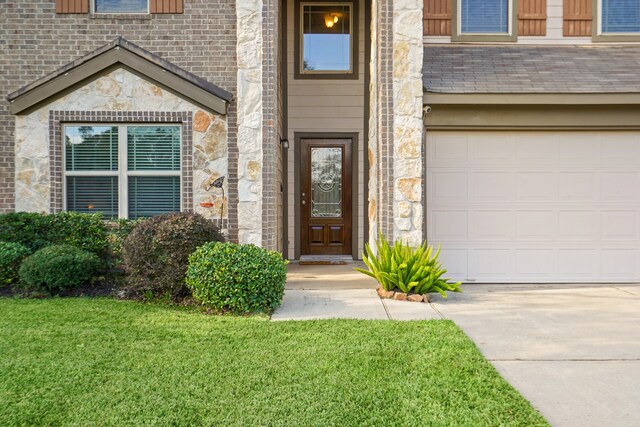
7, 38, 232, 115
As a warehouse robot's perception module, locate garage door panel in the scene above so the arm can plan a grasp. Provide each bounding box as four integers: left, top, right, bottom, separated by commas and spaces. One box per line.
470, 249, 514, 280
426, 130, 640, 283
469, 134, 515, 163
469, 210, 514, 240
438, 249, 468, 281
559, 136, 601, 164
430, 210, 468, 241
429, 132, 468, 164
470, 172, 515, 201
429, 172, 468, 202
558, 172, 597, 201
601, 250, 639, 279
516, 135, 556, 162
601, 211, 638, 240
558, 210, 597, 240
601, 172, 637, 201
516, 211, 556, 240
516, 250, 556, 278
602, 134, 640, 165
516, 172, 556, 201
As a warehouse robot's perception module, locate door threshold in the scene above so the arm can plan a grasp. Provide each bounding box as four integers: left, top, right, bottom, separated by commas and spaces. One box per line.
297, 255, 355, 265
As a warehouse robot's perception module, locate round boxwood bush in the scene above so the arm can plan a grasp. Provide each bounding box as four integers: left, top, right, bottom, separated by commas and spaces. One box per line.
121, 212, 224, 300
0, 242, 31, 286
18, 244, 100, 291
186, 242, 287, 314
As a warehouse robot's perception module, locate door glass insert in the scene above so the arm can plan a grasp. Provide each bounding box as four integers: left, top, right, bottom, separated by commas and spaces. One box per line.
310, 147, 342, 218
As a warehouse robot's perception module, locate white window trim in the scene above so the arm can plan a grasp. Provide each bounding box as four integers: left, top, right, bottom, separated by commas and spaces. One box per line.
299, 2, 355, 75
457, 0, 513, 36
91, 0, 150, 15
597, 0, 640, 36
63, 123, 182, 219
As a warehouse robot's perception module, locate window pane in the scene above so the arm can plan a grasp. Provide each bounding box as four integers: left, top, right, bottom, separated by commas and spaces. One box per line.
95, 0, 147, 13
602, 0, 640, 33
128, 126, 180, 171
311, 147, 343, 218
302, 4, 351, 72
128, 176, 180, 219
461, 0, 509, 33
65, 126, 118, 171
66, 176, 118, 219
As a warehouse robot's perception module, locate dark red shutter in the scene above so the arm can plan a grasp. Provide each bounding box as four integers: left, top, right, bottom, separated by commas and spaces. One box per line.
150, 0, 184, 14
56, 0, 89, 14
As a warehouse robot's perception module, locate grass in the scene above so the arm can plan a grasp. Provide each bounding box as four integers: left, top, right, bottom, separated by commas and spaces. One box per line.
0, 298, 548, 426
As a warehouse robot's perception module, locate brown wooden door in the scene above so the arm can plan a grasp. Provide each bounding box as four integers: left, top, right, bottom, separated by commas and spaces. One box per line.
301, 138, 352, 255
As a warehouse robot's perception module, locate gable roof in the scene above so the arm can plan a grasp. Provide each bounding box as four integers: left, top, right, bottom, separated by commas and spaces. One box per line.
423, 45, 640, 97
7, 37, 233, 115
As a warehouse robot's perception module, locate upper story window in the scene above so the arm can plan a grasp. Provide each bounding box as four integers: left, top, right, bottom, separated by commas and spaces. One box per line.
64, 124, 181, 219
295, 1, 358, 79
460, 0, 509, 34
94, 0, 148, 14
600, 0, 640, 34
453, 0, 516, 42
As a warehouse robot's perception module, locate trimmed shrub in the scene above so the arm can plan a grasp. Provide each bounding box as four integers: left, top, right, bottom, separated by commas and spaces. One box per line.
356, 232, 462, 298
121, 212, 224, 299
186, 242, 287, 314
105, 218, 144, 268
0, 212, 109, 257
18, 244, 100, 292
0, 242, 31, 286
0, 213, 49, 252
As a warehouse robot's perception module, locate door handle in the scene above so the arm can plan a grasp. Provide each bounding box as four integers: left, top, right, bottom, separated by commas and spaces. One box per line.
301, 200, 306, 205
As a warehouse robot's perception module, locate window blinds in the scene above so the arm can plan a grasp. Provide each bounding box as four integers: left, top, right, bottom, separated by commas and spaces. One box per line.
128, 177, 180, 219
94, 0, 148, 13
461, 0, 510, 33
602, 0, 640, 33
127, 126, 180, 171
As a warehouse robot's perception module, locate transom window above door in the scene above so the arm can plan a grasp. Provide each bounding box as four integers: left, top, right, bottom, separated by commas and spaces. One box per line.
93, 0, 148, 14
64, 124, 181, 219
296, 1, 357, 79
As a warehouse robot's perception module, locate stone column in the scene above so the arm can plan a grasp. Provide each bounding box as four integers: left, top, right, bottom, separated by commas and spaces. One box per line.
392, 0, 423, 246
236, 0, 264, 246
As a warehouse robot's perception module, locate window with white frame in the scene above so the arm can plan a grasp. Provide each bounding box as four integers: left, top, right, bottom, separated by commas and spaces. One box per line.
460, 0, 510, 34
64, 124, 181, 219
600, 0, 640, 34
93, 0, 148, 14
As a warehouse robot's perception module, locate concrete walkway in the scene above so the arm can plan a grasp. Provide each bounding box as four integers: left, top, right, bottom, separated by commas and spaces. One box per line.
273, 263, 441, 320
273, 264, 640, 427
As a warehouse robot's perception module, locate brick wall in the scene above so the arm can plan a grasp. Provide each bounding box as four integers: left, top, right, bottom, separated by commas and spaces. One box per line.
1, 0, 238, 221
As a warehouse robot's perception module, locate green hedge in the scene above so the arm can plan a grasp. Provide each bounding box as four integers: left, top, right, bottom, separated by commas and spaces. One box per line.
18, 244, 100, 292
186, 242, 287, 314
0, 242, 31, 286
0, 212, 109, 257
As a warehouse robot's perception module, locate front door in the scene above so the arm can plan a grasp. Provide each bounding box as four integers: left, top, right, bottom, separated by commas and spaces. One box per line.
300, 138, 352, 256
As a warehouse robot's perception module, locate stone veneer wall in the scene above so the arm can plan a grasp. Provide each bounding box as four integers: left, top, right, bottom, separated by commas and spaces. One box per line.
236, 0, 264, 246
14, 69, 228, 221
392, 0, 424, 246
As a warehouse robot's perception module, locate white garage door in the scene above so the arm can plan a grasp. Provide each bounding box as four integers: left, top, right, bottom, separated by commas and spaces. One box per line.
426, 130, 640, 283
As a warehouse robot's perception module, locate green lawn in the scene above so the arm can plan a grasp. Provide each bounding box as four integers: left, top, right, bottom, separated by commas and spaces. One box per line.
0, 298, 547, 426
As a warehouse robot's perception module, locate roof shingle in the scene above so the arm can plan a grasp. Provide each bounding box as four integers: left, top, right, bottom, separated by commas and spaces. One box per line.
423, 45, 640, 94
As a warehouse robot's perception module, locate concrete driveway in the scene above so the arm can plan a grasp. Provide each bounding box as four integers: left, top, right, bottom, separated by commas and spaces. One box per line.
431, 283, 640, 427
274, 265, 640, 426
